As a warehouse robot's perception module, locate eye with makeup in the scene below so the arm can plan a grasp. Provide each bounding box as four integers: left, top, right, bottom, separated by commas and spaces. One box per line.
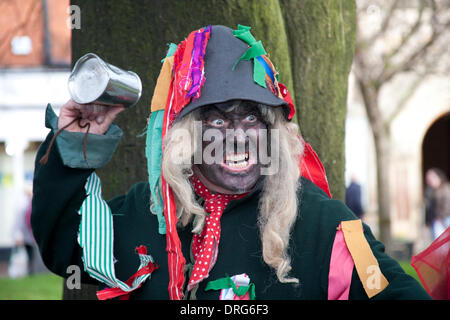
204, 112, 227, 127
211, 118, 225, 126
245, 114, 257, 122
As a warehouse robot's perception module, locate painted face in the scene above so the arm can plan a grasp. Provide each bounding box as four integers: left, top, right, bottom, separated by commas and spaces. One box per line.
192, 101, 268, 194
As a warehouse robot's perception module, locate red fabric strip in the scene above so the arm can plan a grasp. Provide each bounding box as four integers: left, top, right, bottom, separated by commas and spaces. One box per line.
299, 137, 332, 198
161, 78, 186, 300
278, 82, 295, 120
96, 246, 159, 300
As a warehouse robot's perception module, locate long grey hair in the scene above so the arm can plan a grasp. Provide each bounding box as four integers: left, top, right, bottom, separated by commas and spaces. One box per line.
158, 101, 304, 284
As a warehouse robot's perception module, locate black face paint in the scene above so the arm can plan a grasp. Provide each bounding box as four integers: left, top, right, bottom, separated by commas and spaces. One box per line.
192, 101, 268, 194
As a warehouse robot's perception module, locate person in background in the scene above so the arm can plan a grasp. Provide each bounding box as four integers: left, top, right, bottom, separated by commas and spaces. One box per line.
425, 168, 450, 240
10, 184, 35, 275
345, 175, 364, 219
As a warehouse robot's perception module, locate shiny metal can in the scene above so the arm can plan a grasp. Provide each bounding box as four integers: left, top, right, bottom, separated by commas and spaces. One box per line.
68, 53, 142, 108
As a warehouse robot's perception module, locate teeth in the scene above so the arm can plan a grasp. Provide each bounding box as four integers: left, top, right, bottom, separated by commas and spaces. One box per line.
227, 160, 248, 168
225, 152, 248, 162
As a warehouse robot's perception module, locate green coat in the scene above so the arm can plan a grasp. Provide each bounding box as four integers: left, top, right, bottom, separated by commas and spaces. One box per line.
31, 116, 430, 300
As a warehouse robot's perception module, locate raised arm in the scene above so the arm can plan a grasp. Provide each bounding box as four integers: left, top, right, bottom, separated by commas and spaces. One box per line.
31, 100, 124, 283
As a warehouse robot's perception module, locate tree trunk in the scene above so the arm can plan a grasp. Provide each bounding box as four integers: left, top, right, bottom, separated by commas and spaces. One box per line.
279, 0, 357, 201
355, 74, 392, 251
373, 125, 392, 252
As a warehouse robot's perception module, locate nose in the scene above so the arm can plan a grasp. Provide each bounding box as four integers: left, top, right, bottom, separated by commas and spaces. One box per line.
225, 121, 248, 153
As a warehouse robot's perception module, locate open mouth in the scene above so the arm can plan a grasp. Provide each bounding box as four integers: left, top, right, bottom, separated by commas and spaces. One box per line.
221, 152, 254, 172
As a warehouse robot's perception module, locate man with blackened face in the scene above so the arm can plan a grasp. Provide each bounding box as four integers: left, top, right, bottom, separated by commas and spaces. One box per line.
31, 25, 430, 300
193, 100, 271, 194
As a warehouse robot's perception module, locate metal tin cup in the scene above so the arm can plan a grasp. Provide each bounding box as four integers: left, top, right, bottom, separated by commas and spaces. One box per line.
68, 53, 142, 108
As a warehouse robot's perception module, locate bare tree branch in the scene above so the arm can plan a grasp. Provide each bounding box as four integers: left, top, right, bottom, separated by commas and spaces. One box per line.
385, 74, 426, 127
377, 16, 450, 85
383, 0, 426, 63
367, 0, 401, 44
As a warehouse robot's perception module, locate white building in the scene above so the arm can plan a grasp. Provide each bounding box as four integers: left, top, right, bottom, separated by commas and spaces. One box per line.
0, 68, 69, 248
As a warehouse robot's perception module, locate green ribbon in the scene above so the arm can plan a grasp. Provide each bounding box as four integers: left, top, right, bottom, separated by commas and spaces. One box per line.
161, 42, 178, 63
146, 44, 178, 235
205, 275, 256, 300
232, 24, 267, 88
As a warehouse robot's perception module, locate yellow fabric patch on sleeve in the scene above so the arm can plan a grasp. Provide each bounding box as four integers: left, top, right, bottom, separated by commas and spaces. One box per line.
341, 219, 389, 298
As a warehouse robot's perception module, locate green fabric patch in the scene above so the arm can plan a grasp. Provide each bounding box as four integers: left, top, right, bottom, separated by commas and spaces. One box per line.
145, 109, 166, 234
205, 275, 256, 300
232, 24, 267, 88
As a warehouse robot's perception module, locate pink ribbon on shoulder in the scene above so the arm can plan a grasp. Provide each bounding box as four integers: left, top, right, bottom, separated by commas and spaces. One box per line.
328, 224, 354, 300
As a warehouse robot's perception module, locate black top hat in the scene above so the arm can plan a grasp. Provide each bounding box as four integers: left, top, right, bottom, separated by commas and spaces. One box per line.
175, 25, 289, 120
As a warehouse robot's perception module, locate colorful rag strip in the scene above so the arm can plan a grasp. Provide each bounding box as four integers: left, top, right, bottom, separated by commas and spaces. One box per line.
151, 56, 174, 112
186, 25, 211, 99
205, 274, 255, 300
328, 220, 389, 299
147, 42, 179, 234
172, 26, 212, 115
161, 81, 186, 300
298, 135, 332, 198
97, 246, 159, 300
159, 26, 212, 300
328, 223, 355, 300
78, 173, 157, 300
278, 82, 296, 121
145, 109, 166, 234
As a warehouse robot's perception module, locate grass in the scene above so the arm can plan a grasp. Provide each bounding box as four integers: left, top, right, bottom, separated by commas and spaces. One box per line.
0, 273, 63, 300
0, 261, 423, 300
398, 260, 422, 285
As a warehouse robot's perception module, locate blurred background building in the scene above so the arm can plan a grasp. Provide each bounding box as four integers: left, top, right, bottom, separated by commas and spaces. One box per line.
0, 0, 71, 275
346, 0, 450, 258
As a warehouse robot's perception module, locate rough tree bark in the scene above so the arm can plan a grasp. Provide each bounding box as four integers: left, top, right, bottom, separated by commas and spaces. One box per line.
279, 0, 356, 201
65, 0, 355, 299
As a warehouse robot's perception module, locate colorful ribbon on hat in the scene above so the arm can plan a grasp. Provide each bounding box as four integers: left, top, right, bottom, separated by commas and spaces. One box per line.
157, 26, 212, 300
232, 24, 281, 97
232, 24, 267, 88
173, 26, 212, 115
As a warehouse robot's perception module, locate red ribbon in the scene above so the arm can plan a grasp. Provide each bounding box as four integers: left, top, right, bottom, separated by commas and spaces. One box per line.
96, 246, 159, 300
299, 136, 332, 198
278, 82, 296, 120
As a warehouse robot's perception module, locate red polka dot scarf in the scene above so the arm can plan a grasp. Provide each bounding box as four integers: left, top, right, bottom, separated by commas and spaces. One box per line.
188, 175, 249, 291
